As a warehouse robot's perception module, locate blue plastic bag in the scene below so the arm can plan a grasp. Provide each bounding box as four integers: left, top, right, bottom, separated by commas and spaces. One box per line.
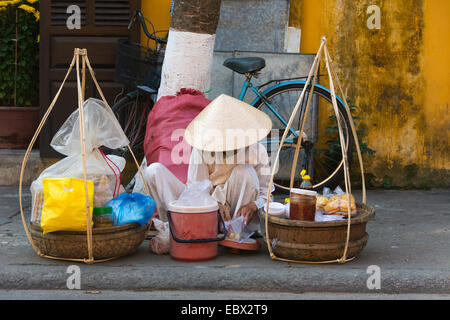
106, 193, 156, 227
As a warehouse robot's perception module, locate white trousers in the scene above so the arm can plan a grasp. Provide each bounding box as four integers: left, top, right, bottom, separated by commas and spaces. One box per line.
144, 163, 261, 232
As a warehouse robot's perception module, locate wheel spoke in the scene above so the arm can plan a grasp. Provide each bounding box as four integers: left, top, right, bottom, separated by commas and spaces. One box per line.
111, 94, 152, 159
254, 84, 353, 192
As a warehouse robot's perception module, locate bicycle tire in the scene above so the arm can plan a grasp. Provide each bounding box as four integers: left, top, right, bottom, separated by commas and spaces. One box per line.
109, 92, 154, 160
252, 82, 354, 192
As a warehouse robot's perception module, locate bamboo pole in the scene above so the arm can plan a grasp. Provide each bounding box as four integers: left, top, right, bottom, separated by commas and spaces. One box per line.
325, 50, 367, 204
14, 10, 18, 106
289, 49, 322, 189
75, 49, 94, 264
323, 46, 352, 263
81, 50, 86, 104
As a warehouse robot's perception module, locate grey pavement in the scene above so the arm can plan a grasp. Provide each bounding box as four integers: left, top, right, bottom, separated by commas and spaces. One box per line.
0, 290, 448, 300
0, 186, 449, 295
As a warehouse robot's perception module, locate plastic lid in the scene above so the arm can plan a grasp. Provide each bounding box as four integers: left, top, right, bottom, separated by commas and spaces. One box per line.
167, 201, 219, 213
93, 206, 113, 215
291, 188, 318, 197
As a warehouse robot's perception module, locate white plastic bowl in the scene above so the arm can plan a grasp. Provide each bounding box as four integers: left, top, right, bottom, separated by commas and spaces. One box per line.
267, 202, 286, 217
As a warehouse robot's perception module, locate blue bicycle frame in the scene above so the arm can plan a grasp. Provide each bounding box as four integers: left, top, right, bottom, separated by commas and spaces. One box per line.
236, 78, 346, 146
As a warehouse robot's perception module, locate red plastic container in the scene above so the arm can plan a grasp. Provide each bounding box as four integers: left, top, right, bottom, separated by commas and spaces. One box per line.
167, 201, 224, 262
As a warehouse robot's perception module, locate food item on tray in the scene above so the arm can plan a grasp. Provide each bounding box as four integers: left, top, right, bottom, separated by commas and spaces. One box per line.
341, 193, 355, 203
329, 195, 340, 202
324, 199, 340, 214
316, 195, 329, 209
323, 193, 356, 216
339, 194, 356, 216
227, 231, 239, 240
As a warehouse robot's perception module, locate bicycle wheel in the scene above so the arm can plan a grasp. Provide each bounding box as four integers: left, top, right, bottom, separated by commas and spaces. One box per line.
108, 92, 154, 160
252, 82, 354, 192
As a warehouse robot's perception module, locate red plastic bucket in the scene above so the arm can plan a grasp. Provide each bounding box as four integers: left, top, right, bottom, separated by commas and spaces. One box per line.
167, 201, 225, 262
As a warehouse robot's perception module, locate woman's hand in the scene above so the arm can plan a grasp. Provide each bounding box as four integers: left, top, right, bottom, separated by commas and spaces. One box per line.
236, 202, 258, 225
218, 203, 231, 221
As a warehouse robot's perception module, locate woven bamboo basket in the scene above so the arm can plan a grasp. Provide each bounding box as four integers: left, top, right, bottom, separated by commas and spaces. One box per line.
29, 222, 148, 260
263, 37, 374, 264
265, 204, 374, 262
19, 49, 151, 264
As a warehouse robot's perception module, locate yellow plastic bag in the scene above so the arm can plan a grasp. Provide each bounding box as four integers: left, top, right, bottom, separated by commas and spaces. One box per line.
41, 178, 94, 234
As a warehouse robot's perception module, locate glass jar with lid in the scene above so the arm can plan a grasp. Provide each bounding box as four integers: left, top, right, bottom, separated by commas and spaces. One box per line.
93, 206, 114, 228
289, 188, 318, 221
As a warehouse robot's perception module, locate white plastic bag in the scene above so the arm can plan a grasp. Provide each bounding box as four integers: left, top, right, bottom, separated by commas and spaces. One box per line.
315, 210, 345, 222
31, 98, 130, 224
150, 218, 170, 254
174, 179, 216, 207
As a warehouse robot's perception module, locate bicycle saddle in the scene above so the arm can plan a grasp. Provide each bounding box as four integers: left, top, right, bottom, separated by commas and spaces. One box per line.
223, 57, 266, 74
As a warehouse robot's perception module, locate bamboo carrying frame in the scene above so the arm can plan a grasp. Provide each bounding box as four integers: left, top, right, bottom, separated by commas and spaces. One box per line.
263, 37, 367, 264
19, 48, 151, 264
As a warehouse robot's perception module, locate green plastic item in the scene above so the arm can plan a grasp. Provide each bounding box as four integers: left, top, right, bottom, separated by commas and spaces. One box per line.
93, 206, 113, 215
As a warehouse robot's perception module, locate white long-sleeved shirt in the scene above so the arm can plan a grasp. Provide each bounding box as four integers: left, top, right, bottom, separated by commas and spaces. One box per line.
187, 143, 274, 209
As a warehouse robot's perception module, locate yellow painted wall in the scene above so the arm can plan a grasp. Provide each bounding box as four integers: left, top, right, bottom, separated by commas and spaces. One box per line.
140, 0, 172, 46
296, 0, 450, 187
143, 0, 449, 187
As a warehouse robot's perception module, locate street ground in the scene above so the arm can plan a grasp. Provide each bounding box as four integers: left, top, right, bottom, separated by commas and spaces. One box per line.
0, 187, 449, 296
0, 289, 448, 300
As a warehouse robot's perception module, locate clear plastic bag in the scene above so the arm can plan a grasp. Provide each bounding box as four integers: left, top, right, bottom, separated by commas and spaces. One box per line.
150, 218, 170, 254
323, 187, 333, 198
174, 179, 216, 207
224, 216, 254, 243
31, 98, 129, 224
316, 187, 336, 211
50, 98, 128, 156
333, 186, 345, 196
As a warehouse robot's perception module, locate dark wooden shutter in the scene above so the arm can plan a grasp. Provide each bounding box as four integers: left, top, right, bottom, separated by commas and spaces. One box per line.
39, 0, 140, 157
95, 0, 131, 26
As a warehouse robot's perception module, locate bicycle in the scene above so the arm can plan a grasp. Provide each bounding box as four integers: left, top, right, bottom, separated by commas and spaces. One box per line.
109, 10, 168, 161
223, 57, 354, 192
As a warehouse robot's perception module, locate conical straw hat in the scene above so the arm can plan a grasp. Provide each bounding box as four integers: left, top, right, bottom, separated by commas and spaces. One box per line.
184, 94, 272, 152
